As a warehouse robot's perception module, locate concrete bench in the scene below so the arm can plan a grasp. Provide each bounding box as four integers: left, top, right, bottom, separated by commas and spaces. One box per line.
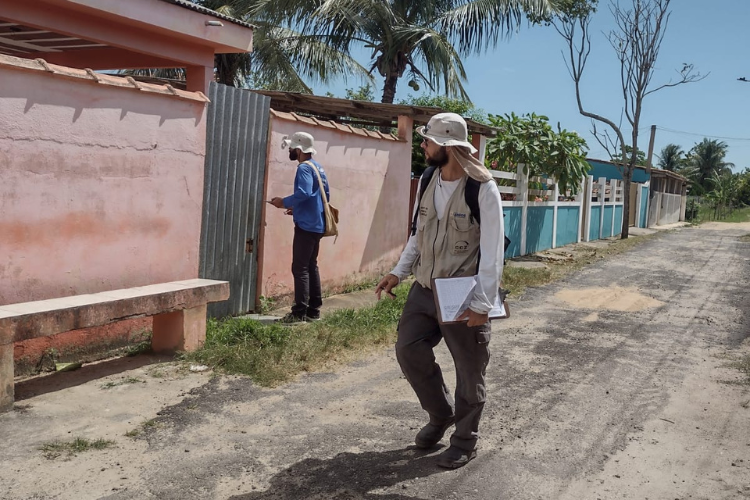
0, 279, 229, 413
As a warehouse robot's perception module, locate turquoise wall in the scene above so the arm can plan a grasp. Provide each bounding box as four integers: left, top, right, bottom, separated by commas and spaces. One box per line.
526, 206, 554, 253
589, 206, 601, 240
603, 206, 614, 237
503, 207, 522, 258
614, 206, 623, 235
639, 185, 649, 227
587, 159, 650, 183
556, 207, 580, 247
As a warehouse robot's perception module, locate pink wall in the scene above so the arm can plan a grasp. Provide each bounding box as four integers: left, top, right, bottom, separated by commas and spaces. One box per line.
0, 67, 207, 304
260, 115, 412, 297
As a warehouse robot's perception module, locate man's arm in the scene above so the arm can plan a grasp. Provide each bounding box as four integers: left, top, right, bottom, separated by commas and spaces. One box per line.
282, 165, 315, 209
468, 180, 505, 314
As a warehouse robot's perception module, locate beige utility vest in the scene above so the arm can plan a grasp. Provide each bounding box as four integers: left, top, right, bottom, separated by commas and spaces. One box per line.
412, 173, 481, 288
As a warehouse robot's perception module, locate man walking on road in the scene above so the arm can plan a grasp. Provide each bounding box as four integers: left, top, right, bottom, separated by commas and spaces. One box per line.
376, 113, 505, 469
270, 132, 330, 323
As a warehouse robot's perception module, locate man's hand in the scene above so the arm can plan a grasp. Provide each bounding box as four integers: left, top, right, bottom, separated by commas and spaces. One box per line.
375, 274, 399, 300
456, 308, 489, 327
284, 207, 293, 216
270, 197, 285, 209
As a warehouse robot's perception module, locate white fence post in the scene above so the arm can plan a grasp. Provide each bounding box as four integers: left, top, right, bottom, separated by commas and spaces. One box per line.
552, 180, 559, 248
583, 175, 593, 242
611, 179, 618, 237
599, 177, 612, 239
577, 177, 585, 243
519, 163, 528, 256
635, 182, 642, 229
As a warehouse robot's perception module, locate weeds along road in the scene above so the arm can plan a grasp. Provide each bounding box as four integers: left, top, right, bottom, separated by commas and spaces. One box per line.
2, 224, 749, 500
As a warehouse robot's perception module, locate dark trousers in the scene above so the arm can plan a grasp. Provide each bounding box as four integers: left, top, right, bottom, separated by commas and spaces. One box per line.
396, 282, 491, 452
291, 226, 324, 318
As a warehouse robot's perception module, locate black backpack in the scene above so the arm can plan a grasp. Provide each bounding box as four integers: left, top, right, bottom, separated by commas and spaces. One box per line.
410, 166, 511, 253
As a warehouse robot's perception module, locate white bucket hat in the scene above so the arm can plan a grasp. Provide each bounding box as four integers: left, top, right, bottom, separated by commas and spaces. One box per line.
416, 113, 477, 154
281, 131, 317, 155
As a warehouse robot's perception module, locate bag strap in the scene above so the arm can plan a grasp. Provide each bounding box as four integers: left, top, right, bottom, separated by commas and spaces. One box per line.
303, 160, 330, 206
410, 166, 437, 237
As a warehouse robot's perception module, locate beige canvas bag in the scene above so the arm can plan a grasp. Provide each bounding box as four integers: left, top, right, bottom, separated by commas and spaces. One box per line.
305, 161, 338, 238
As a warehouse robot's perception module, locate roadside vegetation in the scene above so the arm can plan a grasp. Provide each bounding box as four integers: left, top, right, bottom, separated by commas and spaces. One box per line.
184, 233, 657, 386
39, 437, 115, 460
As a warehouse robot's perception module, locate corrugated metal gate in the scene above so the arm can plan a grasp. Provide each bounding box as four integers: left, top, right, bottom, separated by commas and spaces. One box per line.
200, 82, 271, 318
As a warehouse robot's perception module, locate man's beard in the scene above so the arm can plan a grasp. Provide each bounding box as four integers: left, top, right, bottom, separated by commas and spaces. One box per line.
426, 147, 449, 167
289, 150, 298, 161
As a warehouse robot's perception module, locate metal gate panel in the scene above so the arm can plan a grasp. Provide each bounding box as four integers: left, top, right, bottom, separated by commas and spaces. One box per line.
200, 82, 270, 318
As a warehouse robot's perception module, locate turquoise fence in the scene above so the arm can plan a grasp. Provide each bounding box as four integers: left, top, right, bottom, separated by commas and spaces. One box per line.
556, 207, 580, 247
526, 206, 554, 254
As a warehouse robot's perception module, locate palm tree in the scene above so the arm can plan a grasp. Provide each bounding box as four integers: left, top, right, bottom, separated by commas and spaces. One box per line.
686, 139, 735, 193
125, 0, 371, 91
247, 0, 555, 103
657, 143, 684, 171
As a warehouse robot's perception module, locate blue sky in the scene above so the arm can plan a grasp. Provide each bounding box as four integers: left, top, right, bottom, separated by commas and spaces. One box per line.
312, 0, 750, 171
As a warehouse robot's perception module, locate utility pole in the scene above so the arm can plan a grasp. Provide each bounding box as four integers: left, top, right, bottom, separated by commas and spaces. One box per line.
646, 124, 657, 174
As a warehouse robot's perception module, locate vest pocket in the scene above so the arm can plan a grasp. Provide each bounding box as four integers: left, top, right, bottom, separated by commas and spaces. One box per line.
449, 213, 476, 255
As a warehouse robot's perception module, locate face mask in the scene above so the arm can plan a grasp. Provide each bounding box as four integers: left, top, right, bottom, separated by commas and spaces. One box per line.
289, 149, 298, 161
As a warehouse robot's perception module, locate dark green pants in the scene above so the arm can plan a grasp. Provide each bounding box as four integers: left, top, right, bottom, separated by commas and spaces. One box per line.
396, 282, 491, 452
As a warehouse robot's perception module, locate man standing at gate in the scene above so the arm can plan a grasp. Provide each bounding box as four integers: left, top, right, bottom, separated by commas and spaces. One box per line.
270, 131, 330, 323
375, 113, 504, 469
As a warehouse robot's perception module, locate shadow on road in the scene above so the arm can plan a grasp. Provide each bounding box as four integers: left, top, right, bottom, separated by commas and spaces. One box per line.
229, 445, 450, 500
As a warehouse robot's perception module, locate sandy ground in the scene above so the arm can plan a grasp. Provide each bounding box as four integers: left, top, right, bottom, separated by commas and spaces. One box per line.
1, 222, 749, 500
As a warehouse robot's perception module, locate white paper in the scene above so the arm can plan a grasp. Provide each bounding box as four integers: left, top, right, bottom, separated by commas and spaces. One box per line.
433, 276, 506, 323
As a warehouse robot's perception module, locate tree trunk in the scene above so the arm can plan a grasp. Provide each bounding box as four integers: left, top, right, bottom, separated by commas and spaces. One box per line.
381, 73, 399, 104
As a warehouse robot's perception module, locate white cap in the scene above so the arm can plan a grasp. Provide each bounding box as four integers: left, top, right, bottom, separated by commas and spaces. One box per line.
281, 132, 317, 155
416, 113, 477, 154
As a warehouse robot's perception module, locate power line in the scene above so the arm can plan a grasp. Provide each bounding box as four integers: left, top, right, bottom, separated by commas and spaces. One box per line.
654, 126, 750, 142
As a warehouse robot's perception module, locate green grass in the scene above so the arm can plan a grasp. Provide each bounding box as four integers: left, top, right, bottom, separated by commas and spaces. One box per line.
40, 437, 115, 459
183, 285, 408, 386
696, 205, 750, 224
184, 234, 656, 386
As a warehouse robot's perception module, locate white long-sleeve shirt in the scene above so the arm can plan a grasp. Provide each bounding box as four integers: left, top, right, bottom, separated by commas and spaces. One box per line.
391, 173, 505, 314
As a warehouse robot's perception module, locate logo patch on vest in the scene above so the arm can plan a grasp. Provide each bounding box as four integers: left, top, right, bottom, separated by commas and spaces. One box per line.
420, 206, 429, 217
454, 240, 470, 253
453, 212, 467, 219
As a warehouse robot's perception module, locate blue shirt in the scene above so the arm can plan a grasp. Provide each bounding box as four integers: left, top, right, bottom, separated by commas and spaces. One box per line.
283, 159, 330, 234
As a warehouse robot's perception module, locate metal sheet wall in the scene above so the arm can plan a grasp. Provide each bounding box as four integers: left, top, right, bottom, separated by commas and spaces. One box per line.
200, 82, 271, 318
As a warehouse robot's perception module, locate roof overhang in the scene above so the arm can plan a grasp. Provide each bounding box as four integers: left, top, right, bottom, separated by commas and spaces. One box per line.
255, 91, 497, 137
0, 0, 253, 70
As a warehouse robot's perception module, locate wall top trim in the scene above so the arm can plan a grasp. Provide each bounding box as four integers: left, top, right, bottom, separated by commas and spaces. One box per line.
0, 54, 210, 104
270, 109, 403, 142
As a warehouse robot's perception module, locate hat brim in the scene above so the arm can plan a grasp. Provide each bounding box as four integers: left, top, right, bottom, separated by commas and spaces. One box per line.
416, 126, 478, 154
282, 138, 317, 155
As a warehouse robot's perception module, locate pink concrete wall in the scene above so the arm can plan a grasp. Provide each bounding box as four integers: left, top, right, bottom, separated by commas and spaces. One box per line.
260, 116, 412, 297
0, 67, 207, 304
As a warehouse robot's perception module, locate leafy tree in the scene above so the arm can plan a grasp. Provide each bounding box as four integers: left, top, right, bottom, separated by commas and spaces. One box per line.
686, 138, 734, 194
550, 0, 705, 238
736, 168, 750, 206
345, 84, 376, 102
657, 143, 684, 171
255, 0, 555, 103
125, 0, 371, 91
485, 112, 590, 195
398, 94, 487, 176
616, 145, 647, 167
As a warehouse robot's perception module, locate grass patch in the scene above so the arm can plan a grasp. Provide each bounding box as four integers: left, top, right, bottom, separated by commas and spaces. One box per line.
185, 234, 656, 386
101, 377, 145, 390
729, 355, 750, 385
40, 437, 115, 459
183, 285, 408, 386
696, 206, 750, 224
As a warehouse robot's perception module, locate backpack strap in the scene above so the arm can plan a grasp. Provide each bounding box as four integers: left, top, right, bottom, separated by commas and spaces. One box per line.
410, 166, 437, 237
464, 177, 481, 226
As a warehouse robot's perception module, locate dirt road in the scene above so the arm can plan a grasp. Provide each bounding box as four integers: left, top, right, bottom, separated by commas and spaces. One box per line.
1, 223, 749, 500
